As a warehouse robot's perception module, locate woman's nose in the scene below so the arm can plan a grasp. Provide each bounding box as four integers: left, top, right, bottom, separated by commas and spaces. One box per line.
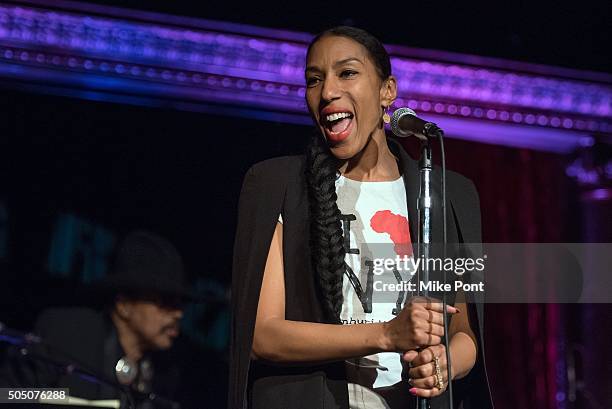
321, 77, 341, 102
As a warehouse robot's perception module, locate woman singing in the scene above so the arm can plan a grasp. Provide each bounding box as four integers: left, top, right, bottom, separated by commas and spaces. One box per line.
229, 26, 493, 409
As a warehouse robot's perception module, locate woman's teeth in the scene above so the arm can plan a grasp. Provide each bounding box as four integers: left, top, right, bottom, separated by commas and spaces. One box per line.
325, 112, 352, 123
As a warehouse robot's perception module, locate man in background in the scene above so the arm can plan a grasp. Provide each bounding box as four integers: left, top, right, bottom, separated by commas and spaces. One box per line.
5, 230, 191, 408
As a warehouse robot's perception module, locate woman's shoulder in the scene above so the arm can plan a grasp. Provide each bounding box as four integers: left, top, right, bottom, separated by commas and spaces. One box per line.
246, 154, 306, 176
241, 155, 306, 188
238, 155, 306, 198
443, 169, 480, 210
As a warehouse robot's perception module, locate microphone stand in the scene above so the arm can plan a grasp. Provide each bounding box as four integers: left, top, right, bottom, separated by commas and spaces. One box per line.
390, 109, 453, 409
1, 324, 180, 409
16, 344, 137, 409
416, 123, 452, 409
416, 140, 433, 409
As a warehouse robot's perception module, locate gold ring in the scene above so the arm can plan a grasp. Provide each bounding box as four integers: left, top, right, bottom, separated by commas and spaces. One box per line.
433, 356, 444, 389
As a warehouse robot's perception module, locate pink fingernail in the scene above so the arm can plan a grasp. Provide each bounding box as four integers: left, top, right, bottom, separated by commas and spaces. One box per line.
409, 388, 417, 395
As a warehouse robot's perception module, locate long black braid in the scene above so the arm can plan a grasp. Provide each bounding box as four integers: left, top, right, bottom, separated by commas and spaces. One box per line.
305, 26, 392, 323
306, 133, 345, 323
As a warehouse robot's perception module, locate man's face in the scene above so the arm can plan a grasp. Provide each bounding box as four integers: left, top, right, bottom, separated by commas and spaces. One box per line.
119, 297, 184, 350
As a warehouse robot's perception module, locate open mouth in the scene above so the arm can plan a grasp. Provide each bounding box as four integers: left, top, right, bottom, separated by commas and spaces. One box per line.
165, 327, 179, 337
322, 111, 354, 142
164, 324, 180, 337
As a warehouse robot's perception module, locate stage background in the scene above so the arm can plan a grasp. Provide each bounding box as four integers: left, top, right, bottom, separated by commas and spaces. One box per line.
1, 0, 611, 408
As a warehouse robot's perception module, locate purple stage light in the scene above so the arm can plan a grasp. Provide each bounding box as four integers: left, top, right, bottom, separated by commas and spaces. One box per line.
0, 0, 610, 153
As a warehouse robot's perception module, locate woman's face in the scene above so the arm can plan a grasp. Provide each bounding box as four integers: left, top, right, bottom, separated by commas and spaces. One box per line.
305, 35, 396, 159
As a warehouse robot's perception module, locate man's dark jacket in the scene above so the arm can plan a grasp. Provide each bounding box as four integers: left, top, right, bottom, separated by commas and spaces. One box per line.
228, 139, 494, 409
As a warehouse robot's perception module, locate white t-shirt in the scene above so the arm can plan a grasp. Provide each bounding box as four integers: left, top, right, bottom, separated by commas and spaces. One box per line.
278, 174, 414, 408
336, 174, 414, 408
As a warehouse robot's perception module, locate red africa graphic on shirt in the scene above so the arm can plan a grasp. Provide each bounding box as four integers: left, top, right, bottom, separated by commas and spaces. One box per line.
370, 210, 413, 257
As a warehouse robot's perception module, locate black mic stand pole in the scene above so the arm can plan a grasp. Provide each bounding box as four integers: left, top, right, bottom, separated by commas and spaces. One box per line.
416, 139, 433, 409
415, 122, 454, 409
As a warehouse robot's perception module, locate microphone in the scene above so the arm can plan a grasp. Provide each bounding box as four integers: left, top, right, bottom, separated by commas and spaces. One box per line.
390, 107, 442, 140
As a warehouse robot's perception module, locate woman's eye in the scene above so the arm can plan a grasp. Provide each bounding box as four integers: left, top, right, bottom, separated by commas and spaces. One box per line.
306, 77, 321, 87
341, 70, 357, 78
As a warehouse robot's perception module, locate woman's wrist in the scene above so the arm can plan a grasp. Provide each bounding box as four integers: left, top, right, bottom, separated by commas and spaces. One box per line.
377, 322, 394, 352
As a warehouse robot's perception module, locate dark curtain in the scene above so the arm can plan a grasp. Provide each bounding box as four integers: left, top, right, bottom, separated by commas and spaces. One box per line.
399, 137, 574, 409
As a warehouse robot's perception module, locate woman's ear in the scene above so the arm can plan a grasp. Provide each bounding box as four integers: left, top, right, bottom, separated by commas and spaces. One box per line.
380, 75, 398, 107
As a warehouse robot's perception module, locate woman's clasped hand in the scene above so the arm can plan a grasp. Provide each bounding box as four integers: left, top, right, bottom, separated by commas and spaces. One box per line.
382, 296, 457, 398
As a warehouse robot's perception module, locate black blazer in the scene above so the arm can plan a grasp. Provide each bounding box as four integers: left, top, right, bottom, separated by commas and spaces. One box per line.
229, 138, 493, 409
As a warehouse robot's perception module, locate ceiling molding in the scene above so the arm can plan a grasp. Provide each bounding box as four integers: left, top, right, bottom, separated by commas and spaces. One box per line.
1, 0, 610, 152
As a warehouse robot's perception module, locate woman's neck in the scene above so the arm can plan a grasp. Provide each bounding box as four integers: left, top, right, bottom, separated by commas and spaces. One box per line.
339, 131, 399, 182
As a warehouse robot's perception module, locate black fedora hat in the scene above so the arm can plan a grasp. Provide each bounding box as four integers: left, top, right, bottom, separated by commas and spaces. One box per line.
98, 230, 193, 301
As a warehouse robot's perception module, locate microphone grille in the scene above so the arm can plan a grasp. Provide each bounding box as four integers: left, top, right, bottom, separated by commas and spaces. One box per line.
390, 107, 417, 137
